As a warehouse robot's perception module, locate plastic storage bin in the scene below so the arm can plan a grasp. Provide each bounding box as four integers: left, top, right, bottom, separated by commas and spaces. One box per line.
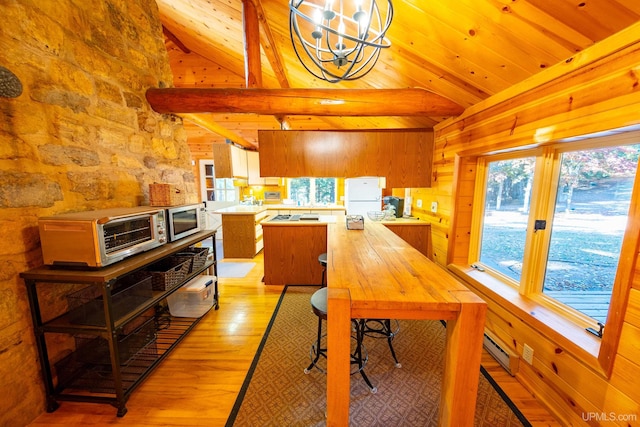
167, 275, 215, 318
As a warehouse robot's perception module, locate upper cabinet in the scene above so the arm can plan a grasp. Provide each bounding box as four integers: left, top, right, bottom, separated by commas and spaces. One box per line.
247, 151, 280, 186
212, 143, 248, 179
258, 130, 433, 188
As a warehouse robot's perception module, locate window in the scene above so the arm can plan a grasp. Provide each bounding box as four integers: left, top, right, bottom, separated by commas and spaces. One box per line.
287, 178, 337, 205
472, 139, 640, 325
478, 157, 536, 283
214, 178, 237, 202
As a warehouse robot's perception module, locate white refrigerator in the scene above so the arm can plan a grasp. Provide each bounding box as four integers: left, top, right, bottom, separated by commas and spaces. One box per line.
345, 177, 382, 216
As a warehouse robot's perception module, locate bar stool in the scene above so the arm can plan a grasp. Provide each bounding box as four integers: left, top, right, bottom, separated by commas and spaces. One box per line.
318, 252, 327, 287
362, 319, 402, 368
303, 287, 377, 393
316, 251, 401, 368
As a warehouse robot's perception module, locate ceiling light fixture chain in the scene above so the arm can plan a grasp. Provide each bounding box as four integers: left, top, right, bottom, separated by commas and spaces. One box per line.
289, 0, 393, 83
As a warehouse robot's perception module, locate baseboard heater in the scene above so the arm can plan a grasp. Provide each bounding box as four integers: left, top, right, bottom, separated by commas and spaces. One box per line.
483, 330, 520, 376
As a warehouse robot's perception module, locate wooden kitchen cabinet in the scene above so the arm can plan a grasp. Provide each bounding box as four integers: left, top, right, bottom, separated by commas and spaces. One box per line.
212, 143, 248, 179
221, 210, 268, 258
247, 151, 279, 186
258, 130, 433, 188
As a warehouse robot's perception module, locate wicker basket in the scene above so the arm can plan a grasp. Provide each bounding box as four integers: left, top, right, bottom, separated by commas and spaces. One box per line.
175, 247, 210, 273
149, 183, 186, 206
145, 257, 191, 291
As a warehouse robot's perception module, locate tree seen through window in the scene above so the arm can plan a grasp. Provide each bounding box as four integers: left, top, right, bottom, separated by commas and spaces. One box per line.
288, 178, 337, 205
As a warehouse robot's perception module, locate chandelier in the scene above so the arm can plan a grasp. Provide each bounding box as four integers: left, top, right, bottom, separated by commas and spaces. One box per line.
289, 0, 393, 83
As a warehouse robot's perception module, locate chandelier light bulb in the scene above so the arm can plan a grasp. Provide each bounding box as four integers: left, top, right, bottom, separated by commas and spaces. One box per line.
312, 9, 323, 39
323, 0, 336, 20
336, 20, 345, 49
353, 0, 366, 22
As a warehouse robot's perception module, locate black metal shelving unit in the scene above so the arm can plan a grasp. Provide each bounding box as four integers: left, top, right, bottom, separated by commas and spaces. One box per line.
21, 230, 218, 417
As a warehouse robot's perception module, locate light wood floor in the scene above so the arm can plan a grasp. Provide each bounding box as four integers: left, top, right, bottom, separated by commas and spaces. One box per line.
29, 248, 561, 426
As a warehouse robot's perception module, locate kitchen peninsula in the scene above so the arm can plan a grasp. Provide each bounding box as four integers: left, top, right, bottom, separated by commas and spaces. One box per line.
264, 215, 484, 424
325, 222, 486, 425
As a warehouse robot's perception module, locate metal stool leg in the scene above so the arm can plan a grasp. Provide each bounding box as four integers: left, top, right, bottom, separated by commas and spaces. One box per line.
353, 319, 377, 393
304, 317, 377, 393
304, 316, 325, 374
383, 319, 401, 368
318, 253, 327, 288
363, 319, 402, 368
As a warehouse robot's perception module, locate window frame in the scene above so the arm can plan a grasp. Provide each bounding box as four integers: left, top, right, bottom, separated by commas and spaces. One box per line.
470, 149, 542, 289
467, 134, 640, 363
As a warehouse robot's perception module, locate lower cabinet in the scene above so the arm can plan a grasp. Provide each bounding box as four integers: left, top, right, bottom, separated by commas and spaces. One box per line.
221, 210, 267, 258
262, 223, 327, 286
21, 231, 218, 417
384, 223, 433, 259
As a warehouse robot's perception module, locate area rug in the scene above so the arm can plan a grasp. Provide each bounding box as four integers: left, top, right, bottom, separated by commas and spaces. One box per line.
217, 262, 256, 278
226, 285, 531, 427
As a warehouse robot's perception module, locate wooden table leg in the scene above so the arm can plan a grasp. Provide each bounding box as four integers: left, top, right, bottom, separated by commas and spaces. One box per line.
326, 287, 352, 427
440, 290, 487, 426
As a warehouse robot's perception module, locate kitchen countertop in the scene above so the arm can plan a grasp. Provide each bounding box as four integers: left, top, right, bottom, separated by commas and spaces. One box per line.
214, 205, 268, 215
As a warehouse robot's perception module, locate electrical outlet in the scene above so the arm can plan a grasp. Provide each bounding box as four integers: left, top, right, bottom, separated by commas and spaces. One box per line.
431, 201, 438, 213
522, 343, 534, 364
416, 199, 423, 208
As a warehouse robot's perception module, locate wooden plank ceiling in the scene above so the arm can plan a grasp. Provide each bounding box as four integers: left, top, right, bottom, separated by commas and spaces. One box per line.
155, 0, 640, 150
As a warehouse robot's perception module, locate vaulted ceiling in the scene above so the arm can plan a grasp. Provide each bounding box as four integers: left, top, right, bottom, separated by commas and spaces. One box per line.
155, 0, 640, 149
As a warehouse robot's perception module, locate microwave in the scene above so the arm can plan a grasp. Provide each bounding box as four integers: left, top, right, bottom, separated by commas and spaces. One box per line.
163, 203, 205, 242
38, 206, 167, 268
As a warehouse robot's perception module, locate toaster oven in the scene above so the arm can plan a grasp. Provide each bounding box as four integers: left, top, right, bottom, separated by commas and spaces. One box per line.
38, 206, 167, 268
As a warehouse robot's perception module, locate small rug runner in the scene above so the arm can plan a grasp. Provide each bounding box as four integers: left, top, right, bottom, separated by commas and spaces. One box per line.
226, 285, 531, 427
217, 262, 256, 278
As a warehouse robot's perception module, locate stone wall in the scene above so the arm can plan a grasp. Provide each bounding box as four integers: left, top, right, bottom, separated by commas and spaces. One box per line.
0, 1, 195, 424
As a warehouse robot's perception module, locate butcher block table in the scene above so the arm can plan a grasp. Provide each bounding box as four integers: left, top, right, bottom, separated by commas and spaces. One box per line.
326, 222, 487, 426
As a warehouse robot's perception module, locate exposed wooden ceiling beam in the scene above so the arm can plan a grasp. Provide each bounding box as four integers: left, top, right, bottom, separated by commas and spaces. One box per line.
179, 113, 256, 149
162, 25, 190, 54
242, 0, 262, 88
252, 0, 290, 88
146, 88, 465, 116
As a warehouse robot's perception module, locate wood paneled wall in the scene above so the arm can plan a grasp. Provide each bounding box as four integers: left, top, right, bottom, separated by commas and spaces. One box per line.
422, 23, 640, 425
